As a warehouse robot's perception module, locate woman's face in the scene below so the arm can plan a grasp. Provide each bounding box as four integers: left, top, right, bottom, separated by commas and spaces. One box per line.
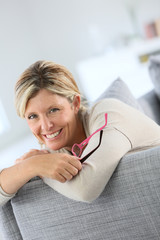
25, 89, 81, 151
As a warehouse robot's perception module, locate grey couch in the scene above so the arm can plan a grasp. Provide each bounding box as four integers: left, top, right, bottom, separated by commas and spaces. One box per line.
0, 57, 160, 240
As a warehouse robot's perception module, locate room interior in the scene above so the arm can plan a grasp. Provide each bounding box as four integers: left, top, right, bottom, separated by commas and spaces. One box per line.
0, 0, 160, 177
1, 1, 160, 239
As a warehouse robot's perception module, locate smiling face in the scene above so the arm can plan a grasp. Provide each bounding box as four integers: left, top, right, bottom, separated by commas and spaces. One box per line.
25, 89, 84, 151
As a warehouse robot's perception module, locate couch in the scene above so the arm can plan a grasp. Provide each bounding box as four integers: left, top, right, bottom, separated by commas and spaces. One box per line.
0, 56, 160, 240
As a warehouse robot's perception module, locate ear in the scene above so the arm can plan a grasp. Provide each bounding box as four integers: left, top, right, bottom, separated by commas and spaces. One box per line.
72, 95, 81, 113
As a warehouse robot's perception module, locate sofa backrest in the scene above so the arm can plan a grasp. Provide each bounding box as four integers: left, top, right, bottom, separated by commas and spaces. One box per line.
1, 146, 160, 239
138, 90, 160, 125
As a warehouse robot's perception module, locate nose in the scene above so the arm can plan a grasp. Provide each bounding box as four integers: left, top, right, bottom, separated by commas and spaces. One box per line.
41, 116, 54, 132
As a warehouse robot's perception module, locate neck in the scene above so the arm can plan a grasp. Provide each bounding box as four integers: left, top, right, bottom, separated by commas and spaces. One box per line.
65, 116, 86, 152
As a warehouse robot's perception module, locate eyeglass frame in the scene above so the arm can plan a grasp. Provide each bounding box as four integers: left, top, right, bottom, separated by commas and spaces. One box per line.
79, 130, 103, 163
71, 113, 108, 160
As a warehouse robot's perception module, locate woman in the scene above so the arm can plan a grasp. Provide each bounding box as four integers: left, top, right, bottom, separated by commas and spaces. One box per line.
0, 60, 160, 205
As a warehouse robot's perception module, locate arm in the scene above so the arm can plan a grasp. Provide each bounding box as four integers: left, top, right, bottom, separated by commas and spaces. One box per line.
0, 158, 38, 206
0, 159, 37, 195
43, 99, 160, 203
0, 150, 81, 206
0, 149, 49, 196
43, 127, 131, 202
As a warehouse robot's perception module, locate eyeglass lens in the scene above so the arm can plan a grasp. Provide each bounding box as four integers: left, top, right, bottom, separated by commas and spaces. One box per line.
72, 144, 81, 157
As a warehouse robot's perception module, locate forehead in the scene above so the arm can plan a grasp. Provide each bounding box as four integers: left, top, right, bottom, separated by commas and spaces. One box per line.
25, 89, 69, 113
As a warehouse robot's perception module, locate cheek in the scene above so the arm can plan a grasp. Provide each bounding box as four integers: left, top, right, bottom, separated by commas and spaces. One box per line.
26, 120, 39, 135
61, 114, 74, 127
56, 112, 70, 125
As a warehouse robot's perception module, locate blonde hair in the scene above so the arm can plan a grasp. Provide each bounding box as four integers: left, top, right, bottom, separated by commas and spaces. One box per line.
15, 60, 87, 118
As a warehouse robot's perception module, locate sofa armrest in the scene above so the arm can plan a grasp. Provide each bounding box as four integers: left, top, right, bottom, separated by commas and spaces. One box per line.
0, 146, 160, 240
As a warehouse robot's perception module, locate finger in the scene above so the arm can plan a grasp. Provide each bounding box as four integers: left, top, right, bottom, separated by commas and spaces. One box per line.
69, 157, 82, 170
53, 163, 73, 181
65, 164, 79, 177
30, 149, 40, 152
15, 158, 21, 164
60, 169, 73, 181
55, 172, 67, 183
41, 150, 49, 154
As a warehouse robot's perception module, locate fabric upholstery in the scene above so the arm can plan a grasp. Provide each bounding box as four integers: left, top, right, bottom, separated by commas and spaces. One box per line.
149, 54, 160, 100
0, 201, 22, 240
96, 78, 143, 111
1, 146, 160, 240
138, 90, 160, 125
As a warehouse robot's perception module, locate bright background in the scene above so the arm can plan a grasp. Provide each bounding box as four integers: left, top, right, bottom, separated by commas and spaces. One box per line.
0, 0, 160, 167
0, 1, 160, 238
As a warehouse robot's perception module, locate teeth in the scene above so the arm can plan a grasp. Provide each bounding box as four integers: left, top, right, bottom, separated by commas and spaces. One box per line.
46, 130, 61, 139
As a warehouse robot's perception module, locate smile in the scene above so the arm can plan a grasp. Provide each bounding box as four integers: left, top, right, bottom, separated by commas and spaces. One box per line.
45, 129, 62, 139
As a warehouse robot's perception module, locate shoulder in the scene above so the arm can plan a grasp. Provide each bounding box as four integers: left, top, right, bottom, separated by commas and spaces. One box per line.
90, 97, 141, 117
86, 98, 140, 132
85, 98, 123, 132
92, 98, 127, 112
89, 98, 128, 120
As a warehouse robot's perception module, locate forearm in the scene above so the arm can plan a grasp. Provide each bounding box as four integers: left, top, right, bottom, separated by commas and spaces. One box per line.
43, 128, 131, 202
0, 158, 36, 195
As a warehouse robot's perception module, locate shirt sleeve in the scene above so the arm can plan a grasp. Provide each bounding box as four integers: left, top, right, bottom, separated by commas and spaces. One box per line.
44, 126, 131, 202
0, 169, 16, 206
43, 99, 160, 203
43, 101, 132, 202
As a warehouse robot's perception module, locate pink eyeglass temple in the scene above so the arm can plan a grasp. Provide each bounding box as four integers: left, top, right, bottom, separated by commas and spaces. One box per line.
72, 113, 108, 157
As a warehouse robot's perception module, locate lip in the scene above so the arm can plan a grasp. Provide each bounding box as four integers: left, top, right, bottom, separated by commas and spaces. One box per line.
43, 129, 63, 140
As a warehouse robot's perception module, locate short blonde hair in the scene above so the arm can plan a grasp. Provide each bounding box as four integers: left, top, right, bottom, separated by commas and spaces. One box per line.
15, 60, 87, 118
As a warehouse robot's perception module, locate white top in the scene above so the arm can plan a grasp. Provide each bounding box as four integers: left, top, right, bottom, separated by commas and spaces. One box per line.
1, 99, 160, 205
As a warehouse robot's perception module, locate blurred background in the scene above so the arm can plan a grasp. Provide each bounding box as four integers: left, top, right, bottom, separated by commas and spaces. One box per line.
0, 0, 160, 169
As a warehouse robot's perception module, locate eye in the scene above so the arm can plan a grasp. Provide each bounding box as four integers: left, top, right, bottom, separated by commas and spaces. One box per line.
49, 108, 59, 114
28, 114, 37, 120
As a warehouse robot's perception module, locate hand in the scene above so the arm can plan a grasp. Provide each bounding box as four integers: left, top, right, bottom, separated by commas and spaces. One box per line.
32, 152, 82, 183
0, 150, 49, 195
15, 149, 49, 164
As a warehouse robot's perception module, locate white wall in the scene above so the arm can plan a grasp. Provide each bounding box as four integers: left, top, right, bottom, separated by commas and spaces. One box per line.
0, 133, 39, 169
0, 0, 160, 152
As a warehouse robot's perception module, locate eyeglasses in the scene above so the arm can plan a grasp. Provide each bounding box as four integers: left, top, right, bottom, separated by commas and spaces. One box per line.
72, 113, 108, 162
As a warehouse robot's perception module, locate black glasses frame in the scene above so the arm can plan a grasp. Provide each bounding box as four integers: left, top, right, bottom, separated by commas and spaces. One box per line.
80, 130, 103, 163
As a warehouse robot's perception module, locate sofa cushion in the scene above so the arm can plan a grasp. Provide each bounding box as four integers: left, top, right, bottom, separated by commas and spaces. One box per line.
3, 146, 160, 240
96, 78, 143, 111
138, 90, 160, 125
0, 201, 22, 240
148, 54, 160, 100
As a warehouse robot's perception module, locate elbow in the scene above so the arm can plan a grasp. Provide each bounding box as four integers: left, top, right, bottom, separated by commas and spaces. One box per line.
77, 195, 98, 204
73, 187, 101, 203
0, 198, 10, 207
